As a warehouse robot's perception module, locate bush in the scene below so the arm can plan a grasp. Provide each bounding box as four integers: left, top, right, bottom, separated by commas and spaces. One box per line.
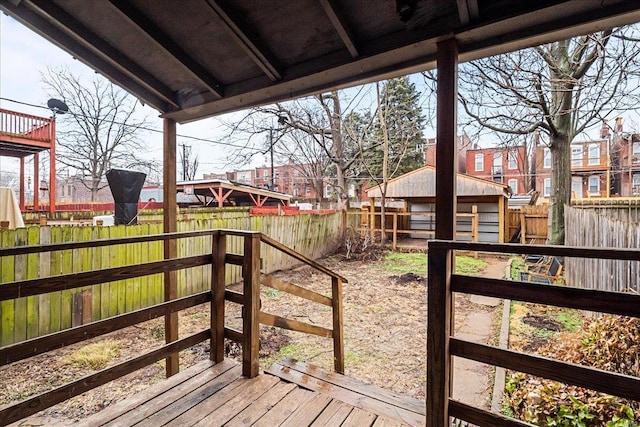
505, 315, 640, 426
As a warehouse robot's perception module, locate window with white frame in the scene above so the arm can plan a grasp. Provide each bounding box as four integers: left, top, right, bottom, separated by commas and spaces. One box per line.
508, 151, 517, 170
543, 178, 551, 196
633, 173, 640, 195
571, 146, 582, 167
493, 152, 502, 174
588, 175, 600, 193
508, 179, 518, 194
633, 142, 640, 163
543, 148, 551, 168
475, 153, 484, 171
263, 170, 268, 179
588, 143, 600, 165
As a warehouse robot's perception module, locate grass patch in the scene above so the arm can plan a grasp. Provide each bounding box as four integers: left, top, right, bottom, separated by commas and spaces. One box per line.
454, 256, 487, 275
510, 257, 525, 280
264, 289, 282, 298
382, 252, 427, 274
65, 340, 121, 370
381, 252, 487, 275
555, 309, 583, 332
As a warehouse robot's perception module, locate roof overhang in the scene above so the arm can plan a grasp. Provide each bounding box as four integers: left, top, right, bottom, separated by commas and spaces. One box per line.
2, 0, 639, 123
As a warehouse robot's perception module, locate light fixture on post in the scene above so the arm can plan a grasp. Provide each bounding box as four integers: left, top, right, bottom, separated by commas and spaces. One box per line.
45, 98, 69, 213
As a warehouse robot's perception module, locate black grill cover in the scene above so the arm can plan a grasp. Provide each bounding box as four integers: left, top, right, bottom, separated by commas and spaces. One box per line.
106, 169, 146, 225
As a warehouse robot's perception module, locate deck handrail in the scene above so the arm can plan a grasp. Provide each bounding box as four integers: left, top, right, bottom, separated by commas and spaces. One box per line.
0, 228, 346, 426
426, 240, 640, 427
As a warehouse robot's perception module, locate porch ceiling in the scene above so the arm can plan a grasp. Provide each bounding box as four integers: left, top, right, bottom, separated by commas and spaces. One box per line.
2, 1, 640, 123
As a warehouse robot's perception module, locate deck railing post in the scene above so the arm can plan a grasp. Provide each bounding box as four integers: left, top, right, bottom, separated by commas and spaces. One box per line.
211, 230, 226, 363
331, 276, 345, 374
427, 242, 453, 427
242, 232, 261, 378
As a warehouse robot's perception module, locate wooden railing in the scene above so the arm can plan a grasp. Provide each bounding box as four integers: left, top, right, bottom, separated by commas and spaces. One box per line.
427, 240, 640, 427
0, 108, 53, 142
0, 229, 345, 426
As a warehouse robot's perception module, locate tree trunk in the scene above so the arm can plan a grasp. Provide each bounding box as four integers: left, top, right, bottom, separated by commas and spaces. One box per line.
549, 133, 571, 245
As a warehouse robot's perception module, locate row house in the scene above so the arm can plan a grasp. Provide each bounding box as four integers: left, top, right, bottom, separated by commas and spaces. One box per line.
422, 133, 473, 173
535, 118, 640, 198
466, 145, 529, 195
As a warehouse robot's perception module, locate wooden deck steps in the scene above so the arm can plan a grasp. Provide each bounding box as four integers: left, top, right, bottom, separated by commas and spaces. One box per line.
267, 358, 425, 426
74, 357, 424, 426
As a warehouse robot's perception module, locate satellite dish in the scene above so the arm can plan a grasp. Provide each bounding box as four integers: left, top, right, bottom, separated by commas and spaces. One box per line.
47, 98, 69, 115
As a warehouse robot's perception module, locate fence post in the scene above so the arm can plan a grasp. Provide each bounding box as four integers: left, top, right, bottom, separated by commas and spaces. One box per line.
331, 276, 345, 374
427, 242, 453, 427
392, 213, 398, 250
242, 232, 261, 378
211, 230, 226, 363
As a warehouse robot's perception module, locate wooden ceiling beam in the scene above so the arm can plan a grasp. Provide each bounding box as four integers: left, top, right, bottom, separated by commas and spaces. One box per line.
106, 0, 224, 98
28, 0, 179, 109
2, 0, 172, 112
456, 0, 479, 26
205, 0, 282, 81
318, 0, 359, 58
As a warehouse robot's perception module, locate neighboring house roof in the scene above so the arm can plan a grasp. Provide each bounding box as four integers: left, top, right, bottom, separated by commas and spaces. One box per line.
366, 166, 507, 198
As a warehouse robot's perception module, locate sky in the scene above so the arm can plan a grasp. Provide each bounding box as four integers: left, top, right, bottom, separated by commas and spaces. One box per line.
0, 14, 249, 184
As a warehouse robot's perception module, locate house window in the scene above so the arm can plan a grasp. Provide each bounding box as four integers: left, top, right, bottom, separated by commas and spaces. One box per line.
475, 153, 484, 171
263, 170, 268, 179
588, 175, 600, 193
543, 178, 551, 196
633, 142, 640, 164
543, 148, 551, 168
508, 151, 517, 170
508, 179, 518, 194
588, 144, 600, 165
633, 173, 640, 195
571, 146, 582, 167
493, 152, 502, 174
305, 186, 311, 195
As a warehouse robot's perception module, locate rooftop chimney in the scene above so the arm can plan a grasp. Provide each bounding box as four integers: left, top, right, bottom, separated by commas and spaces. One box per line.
601, 120, 609, 139
616, 117, 623, 133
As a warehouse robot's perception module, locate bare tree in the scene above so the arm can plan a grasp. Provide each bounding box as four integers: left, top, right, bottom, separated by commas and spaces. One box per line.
179, 143, 199, 181
454, 26, 640, 244
42, 66, 154, 201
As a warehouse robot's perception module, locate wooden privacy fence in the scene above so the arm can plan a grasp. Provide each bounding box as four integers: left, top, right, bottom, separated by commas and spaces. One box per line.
0, 229, 346, 426
506, 204, 548, 243
348, 209, 479, 249
0, 212, 354, 346
427, 240, 640, 426
565, 206, 640, 293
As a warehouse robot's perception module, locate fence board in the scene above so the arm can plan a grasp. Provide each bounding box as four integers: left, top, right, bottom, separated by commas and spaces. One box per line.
0, 212, 346, 345
566, 206, 640, 293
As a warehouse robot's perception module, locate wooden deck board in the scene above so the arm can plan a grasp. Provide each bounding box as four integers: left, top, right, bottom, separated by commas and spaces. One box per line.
266, 359, 424, 426
70, 357, 423, 426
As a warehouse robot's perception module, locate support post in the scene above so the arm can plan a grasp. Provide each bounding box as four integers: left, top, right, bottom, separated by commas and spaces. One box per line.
435, 38, 458, 241
427, 245, 453, 427
369, 197, 375, 241
242, 232, 261, 378
392, 212, 398, 250
19, 157, 25, 210
211, 230, 226, 363
33, 153, 39, 211
429, 37, 459, 427
331, 277, 345, 374
49, 118, 56, 213
163, 118, 178, 377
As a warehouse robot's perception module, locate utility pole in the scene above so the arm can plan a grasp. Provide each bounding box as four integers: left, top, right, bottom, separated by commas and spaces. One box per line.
269, 129, 275, 190
180, 143, 187, 181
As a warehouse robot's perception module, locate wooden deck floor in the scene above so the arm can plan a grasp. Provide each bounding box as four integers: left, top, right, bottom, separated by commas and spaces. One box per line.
77, 358, 426, 426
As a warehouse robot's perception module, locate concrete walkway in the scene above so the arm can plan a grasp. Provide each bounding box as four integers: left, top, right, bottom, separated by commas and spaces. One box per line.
451, 259, 507, 409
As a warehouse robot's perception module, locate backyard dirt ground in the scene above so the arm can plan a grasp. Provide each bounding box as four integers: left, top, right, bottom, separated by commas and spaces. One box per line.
1, 249, 505, 426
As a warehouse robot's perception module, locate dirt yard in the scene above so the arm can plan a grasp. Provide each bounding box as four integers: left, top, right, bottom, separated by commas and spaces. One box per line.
1, 249, 504, 426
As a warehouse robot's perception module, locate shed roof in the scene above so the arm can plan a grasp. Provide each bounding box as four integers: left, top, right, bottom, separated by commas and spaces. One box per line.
2, 1, 639, 123
366, 166, 507, 199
